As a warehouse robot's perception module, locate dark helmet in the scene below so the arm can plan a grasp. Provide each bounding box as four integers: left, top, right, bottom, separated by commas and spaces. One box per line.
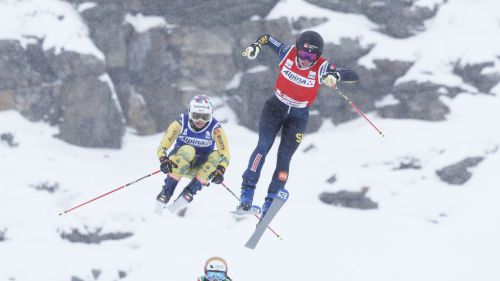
296, 31, 324, 58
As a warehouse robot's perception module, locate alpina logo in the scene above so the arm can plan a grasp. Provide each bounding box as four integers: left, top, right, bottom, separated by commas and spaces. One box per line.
179, 136, 212, 147
281, 69, 315, 87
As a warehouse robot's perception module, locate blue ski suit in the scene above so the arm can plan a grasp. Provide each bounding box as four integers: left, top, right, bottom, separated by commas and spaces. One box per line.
241, 34, 359, 196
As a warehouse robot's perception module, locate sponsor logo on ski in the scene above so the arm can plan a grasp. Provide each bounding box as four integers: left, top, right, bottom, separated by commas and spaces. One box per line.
277, 190, 288, 200
281, 68, 315, 87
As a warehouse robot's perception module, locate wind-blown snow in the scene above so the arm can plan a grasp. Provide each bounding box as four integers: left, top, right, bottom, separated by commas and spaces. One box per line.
1, 0, 500, 281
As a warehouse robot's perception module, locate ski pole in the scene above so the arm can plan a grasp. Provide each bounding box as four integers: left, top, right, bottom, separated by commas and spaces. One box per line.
335, 90, 385, 137
220, 182, 283, 240
58, 169, 162, 216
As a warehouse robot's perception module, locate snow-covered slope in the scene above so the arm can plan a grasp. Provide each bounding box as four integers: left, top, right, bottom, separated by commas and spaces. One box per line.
1, 0, 500, 281
2, 92, 500, 280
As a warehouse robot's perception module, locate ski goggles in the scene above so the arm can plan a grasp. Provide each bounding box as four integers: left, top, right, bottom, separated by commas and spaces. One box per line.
206, 271, 226, 281
190, 112, 211, 122
297, 49, 318, 61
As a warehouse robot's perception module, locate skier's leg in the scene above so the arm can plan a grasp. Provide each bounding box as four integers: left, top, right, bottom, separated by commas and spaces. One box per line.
169, 145, 196, 177
181, 177, 203, 196
177, 150, 223, 200
156, 175, 179, 204
240, 97, 287, 209
192, 150, 223, 187
157, 145, 196, 202
263, 107, 309, 215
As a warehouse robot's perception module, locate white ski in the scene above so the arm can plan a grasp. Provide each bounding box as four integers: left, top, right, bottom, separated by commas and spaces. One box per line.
166, 191, 193, 214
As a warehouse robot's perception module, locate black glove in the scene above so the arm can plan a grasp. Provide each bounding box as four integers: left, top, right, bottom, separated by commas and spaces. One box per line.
209, 165, 226, 184
159, 156, 174, 174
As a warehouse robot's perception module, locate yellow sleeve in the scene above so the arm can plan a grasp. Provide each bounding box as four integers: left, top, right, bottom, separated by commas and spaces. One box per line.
212, 126, 230, 169
156, 120, 182, 159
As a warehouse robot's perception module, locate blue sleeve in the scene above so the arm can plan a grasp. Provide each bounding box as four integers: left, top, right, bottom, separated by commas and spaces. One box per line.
255, 34, 292, 61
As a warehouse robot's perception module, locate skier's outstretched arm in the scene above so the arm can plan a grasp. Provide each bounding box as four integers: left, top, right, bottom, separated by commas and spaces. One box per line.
156, 118, 182, 159
244, 34, 290, 61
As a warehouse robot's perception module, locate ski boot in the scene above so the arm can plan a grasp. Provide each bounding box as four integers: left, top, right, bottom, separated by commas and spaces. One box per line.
234, 186, 261, 215
156, 189, 172, 204
261, 193, 276, 218
165, 179, 202, 213
180, 178, 203, 202
238, 186, 255, 211
154, 185, 175, 214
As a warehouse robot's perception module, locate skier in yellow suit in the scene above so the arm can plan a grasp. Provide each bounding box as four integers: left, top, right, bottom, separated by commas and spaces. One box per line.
156, 95, 230, 205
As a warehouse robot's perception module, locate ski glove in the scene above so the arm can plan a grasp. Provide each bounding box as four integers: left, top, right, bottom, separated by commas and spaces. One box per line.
243, 43, 261, 60
209, 165, 226, 184
322, 71, 341, 88
159, 156, 175, 174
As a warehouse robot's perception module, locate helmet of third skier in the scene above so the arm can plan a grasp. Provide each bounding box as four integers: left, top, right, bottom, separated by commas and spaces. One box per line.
204, 256, 228, 281
188, 95, 213, 129
295, 30, 324, 67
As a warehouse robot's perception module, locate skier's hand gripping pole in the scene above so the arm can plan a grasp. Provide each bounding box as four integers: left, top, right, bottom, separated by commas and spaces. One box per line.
221, 182, 283, 240
241, 43, 261, 60
58, 169, 162, 216
336, 90, 385, 137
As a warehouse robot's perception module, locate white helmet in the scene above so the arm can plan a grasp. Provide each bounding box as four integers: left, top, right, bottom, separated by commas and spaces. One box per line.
188, 95, 213, 123
204, 256, 228, 273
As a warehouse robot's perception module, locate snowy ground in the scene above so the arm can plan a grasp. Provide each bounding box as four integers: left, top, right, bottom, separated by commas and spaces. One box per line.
1, 90, 500, 280
1, 0, 500, 280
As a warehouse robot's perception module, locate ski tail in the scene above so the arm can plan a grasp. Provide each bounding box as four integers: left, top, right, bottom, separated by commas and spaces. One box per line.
231, 205, 262, 216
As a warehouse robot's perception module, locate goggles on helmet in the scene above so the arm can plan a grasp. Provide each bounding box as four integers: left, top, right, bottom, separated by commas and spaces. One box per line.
190, 112, 211, 122
206, 271, 226, 281
297, 49, 318, 62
